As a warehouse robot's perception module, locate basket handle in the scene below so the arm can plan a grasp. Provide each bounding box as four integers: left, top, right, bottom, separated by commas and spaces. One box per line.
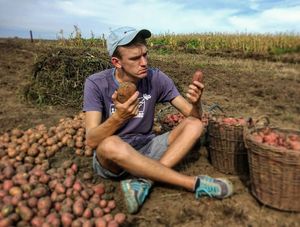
253, 116, 270, 128
207, 103, 224, 114
245, 116, 270, 141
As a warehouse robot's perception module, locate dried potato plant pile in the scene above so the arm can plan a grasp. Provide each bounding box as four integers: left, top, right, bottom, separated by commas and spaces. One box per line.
24, 47, 112, 108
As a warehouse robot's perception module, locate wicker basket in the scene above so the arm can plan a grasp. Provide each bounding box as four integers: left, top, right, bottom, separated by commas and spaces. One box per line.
244, 127, 300, 212
207, 117, 249, 175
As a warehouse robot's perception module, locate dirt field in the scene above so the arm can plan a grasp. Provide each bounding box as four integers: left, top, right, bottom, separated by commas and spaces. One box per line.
0, 38, 300, 226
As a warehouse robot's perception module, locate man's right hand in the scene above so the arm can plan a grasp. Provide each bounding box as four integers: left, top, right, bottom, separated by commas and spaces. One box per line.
112, 90, 140, 121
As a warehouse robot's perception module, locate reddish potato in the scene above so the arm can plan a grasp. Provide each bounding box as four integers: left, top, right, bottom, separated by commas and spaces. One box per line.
82, 219, 93, 227
92, 184, 105, 196
73, 200, 84, 217
46, 213, 61, 226
107, 200, 116, 210
71, 163, 78, 173
93, 207, 104, 218
37, 196, 52, 211
61, 212, 73, 227
73, 181, 82, 192
31, 216, 45, 227
37, 208, 50, 217
64, 176, 75, 188
99, 199, 107, 208
11, 194, 22, 206
39, 174, 50, 184
82, 208, 92, 219
0, 218, 12, 227
103, 207, 111, 214
94, 218, 107, 227
107, 220, 119, 227
2, 180, 14, 191
103, 214, 113, 222
54, 202, 62, 212
55, 183, 66, 194
30, 186, 48, 198
80, 190, 90, 200
192, 69, 204, 83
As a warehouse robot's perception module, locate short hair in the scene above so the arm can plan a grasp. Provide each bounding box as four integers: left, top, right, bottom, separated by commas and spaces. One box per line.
112, 35, 147, 59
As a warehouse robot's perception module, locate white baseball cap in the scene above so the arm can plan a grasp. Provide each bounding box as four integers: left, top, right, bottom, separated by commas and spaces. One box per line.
106, 26, 151, 56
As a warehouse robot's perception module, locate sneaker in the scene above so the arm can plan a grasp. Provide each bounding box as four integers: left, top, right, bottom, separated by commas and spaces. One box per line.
195, 175, 233, 199
120, 178, 152, 214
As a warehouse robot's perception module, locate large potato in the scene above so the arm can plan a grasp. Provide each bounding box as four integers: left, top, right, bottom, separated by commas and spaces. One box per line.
117, 82, 137, 103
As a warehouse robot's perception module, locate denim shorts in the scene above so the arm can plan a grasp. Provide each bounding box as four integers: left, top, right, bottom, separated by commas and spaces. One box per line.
93, 132, 170, 179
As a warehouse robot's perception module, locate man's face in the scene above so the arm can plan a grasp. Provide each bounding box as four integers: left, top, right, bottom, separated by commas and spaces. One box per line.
117, 44, 148, 79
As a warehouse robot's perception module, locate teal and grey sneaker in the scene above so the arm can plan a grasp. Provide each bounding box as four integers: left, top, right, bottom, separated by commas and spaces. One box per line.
120, 178, 152, 214
195, 175, 233, 199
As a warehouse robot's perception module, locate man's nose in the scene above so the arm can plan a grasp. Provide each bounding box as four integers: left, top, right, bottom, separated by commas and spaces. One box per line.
140, 56, 147, 66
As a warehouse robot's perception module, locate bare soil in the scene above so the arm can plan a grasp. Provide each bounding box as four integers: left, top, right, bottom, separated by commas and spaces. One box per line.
0, 38, 300, 226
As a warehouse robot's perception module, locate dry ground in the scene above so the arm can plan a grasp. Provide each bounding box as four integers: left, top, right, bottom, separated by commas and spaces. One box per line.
0, 38, 300, 226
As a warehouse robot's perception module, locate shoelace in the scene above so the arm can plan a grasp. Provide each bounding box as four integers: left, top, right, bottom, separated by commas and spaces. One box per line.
195, 186, 218, 199
130, 181, 151, 204
195, 176, 220, 199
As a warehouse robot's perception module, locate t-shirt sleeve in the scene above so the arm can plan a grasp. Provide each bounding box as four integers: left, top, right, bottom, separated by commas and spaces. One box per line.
156, 70, 180, 103
83, 78, 104, 112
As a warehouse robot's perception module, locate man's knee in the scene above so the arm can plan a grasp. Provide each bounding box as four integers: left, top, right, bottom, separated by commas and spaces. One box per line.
184, 117, 204, 137
97, 136, 130, 161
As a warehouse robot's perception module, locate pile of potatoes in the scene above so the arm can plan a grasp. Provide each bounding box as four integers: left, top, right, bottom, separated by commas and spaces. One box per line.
216, 117, 247, 126
161, 113, 185, 129
0, 112, 93, 166
0, 112, 127, 226
251, 128, 300, 151
0, 160, 126, 226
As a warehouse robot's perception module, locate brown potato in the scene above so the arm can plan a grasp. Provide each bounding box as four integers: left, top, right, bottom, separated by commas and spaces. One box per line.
61, 212, 74, 227
31, 216, 45, 227
18, 205, 33, 221
114, 213, 126, 224
37, 196, 52, 210
73, 200, 84, 217
117, 82, 137, 103
30, 185, 48, 198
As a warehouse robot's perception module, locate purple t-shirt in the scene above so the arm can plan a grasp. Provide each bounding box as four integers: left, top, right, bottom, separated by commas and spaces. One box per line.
83, 68, 180, 149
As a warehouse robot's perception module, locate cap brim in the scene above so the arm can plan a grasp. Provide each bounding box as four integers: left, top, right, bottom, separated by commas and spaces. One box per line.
118, 29, 151, 46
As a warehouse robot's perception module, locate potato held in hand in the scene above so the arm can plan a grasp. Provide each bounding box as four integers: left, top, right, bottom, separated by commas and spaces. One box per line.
192, 69, 204, 83
117, 82, 137, 103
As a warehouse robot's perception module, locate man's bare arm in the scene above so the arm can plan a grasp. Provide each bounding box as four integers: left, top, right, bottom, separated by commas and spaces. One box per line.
171, 95, 202, 119
85, 111, 125, 148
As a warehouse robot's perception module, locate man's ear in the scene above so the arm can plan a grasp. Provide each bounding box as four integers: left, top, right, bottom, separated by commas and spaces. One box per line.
111, 57, 122, 69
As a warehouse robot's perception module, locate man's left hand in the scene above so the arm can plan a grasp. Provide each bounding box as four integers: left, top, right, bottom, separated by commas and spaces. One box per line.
186, 80, 204, 104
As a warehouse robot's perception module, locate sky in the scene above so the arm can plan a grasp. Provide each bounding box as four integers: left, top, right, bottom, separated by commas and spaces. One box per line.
0, 0, 299, 39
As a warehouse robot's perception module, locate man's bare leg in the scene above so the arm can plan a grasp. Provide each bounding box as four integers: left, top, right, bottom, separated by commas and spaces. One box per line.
97, 136, 196, 190
96, 117, 233, 213
159, 116, 203, 167
97, 117, 203, 189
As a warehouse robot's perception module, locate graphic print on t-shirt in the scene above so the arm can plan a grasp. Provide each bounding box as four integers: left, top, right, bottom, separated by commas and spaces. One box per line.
110, 94, 151, 118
